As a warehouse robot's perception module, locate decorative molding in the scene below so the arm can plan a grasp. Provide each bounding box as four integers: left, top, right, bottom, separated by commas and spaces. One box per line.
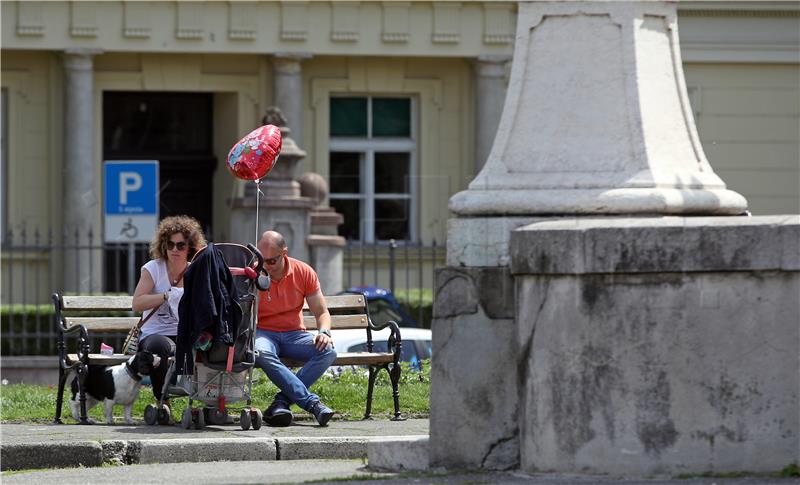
433, 2, 461, 44
176, 2, 204, 40
382, 2, 410, 43
281, 1, 308, 41
16, 2, 44, 37
70, 2, 98, 38
123, 2, 151, 38
483, 3, 514, 45
228, 2, 256, 40
331, 2, 360, 42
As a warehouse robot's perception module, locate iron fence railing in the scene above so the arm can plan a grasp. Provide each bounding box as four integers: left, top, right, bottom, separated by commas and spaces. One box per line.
1, 226, 150, 356
342, 239, 442, 329
1, 226, 443, 356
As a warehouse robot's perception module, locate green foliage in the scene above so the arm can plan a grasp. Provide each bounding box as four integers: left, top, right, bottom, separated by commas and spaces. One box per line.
1, 304, 57, 356
394, 289, 433, 329
0, 304, 55, 317
1, 303, 131, 356
781, 463, 800, 477
676, 465, 800, 480
0, 360, 431, 423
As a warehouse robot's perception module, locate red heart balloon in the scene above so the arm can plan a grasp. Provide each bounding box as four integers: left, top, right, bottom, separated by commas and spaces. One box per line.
226, 124, 282, 181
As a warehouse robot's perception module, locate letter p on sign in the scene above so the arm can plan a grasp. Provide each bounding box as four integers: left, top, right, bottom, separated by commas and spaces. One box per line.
119, 172, 142, 205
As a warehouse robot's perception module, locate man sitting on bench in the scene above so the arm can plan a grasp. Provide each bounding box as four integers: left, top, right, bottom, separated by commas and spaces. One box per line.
255, 230, 337, 427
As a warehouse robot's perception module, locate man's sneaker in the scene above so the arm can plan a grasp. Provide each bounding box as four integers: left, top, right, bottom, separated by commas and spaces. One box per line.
308, 400, 334, 426
264, 399, 293, 427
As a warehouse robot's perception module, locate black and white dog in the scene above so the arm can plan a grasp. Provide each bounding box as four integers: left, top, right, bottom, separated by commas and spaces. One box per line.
69, 351, 161, 424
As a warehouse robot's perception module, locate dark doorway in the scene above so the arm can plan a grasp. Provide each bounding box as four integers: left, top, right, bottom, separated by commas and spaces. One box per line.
102, 91, 216, 292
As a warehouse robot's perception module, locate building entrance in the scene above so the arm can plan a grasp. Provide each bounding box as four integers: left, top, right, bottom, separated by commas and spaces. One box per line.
102, 91, 215, 291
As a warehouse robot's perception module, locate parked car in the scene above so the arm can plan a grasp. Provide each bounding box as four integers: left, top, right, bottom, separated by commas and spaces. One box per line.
330, 327, 432, 373
343, 286, 420, 328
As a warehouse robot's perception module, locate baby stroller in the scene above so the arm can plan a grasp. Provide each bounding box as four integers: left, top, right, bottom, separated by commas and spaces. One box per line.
144, 242, 269, 430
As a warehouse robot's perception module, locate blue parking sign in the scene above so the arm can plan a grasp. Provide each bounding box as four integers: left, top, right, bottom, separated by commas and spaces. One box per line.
104, 161, 159, 242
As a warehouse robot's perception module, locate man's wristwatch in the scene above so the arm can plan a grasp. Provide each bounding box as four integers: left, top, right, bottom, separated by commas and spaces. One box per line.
318, 329, 331, 338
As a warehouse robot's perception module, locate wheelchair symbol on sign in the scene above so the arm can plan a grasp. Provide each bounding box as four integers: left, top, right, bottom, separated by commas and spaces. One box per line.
120, 217, 139, 239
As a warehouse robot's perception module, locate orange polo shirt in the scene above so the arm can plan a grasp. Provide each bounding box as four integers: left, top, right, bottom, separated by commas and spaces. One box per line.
257, 256, 320, 332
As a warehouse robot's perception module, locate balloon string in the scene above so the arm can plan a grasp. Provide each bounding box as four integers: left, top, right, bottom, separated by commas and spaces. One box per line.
253, 177, 260, 354
254, 178, 261, 246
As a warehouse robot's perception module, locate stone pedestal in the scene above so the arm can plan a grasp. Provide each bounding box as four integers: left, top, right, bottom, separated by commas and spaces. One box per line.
429, 1, 771, 477
430, 265, 518, 470
229, 195, 314, 262
510, 215, 799, 475
300, 172, 345, 295
450, 2, 746, 216
307, 235, 344, 295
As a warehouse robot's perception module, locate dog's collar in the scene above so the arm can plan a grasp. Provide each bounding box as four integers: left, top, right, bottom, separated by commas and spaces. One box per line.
125, 362, 143, 381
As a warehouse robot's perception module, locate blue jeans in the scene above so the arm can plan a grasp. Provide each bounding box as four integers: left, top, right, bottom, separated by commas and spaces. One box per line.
254, 329, 337, 410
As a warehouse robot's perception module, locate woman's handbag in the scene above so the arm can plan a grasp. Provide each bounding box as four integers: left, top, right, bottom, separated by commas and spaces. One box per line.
122, 307, 156, 355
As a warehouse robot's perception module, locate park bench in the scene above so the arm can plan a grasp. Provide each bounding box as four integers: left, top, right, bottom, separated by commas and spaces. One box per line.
51, 292, 404, 424
51, 293, 140, 424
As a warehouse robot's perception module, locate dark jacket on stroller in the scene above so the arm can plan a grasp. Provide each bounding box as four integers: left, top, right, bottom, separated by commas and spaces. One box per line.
176, 243, 242, 374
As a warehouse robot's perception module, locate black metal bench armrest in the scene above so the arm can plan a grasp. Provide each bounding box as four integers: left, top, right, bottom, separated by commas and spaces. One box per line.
52, 293, 91, 368
367, 320, 402, 364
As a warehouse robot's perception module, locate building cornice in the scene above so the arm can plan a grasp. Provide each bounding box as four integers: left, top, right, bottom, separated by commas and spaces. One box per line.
0, 1, 516, 58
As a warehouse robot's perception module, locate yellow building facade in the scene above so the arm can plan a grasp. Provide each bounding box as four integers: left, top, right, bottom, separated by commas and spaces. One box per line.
1, 1, 798, 302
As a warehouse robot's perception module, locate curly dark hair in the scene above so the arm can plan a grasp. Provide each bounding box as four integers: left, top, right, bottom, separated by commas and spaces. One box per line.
149, 215, 207, 261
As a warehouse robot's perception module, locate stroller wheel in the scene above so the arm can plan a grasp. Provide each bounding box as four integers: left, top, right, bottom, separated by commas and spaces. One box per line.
240, 409, 251, 430
157, 404, 172, 425
195, 408, 205, 429
251, 409, 263, 431
180, 408, 193, 430
144, 404, 158, 426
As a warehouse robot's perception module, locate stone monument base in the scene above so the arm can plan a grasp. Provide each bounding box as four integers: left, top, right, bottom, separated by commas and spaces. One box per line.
508, 215, 799, 475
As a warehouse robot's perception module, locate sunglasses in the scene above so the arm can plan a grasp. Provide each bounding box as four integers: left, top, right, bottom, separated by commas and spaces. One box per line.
166, 241, 188, 251
264, 255, 281, 265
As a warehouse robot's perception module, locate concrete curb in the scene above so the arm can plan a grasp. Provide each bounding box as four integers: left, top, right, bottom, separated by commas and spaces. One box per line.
1, 441, 104, 470
367, 436, 429, 472
136, 438, 277, 464
277, 436, 374, 460
0, 436, 398, 471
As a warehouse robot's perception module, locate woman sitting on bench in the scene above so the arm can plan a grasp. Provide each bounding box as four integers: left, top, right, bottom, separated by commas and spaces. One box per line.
132, 215, 206, 402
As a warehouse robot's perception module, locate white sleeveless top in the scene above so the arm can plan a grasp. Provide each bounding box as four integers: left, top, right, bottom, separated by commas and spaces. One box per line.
140, 259, 185, 339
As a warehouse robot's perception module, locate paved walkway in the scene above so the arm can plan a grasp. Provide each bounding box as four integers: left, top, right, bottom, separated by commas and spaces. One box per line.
0, 419, 428, 471
2, 459, 797, 485
3, 421, 797, 484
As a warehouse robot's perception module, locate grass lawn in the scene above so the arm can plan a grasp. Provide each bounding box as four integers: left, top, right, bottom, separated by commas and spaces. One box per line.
0, 361, 430, 423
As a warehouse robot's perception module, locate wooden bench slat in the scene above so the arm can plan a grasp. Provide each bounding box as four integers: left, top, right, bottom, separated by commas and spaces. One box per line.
61, 295, 133, 311
64, 317, 140, 332
303, 314, 367, 330
302, 294, 366, 312
332, 352, 395, 365
66, 353, 131, 365
282, 352, 394, 367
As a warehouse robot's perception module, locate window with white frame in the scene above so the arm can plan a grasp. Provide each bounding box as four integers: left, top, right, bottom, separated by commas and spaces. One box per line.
328, 96, 416, 243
